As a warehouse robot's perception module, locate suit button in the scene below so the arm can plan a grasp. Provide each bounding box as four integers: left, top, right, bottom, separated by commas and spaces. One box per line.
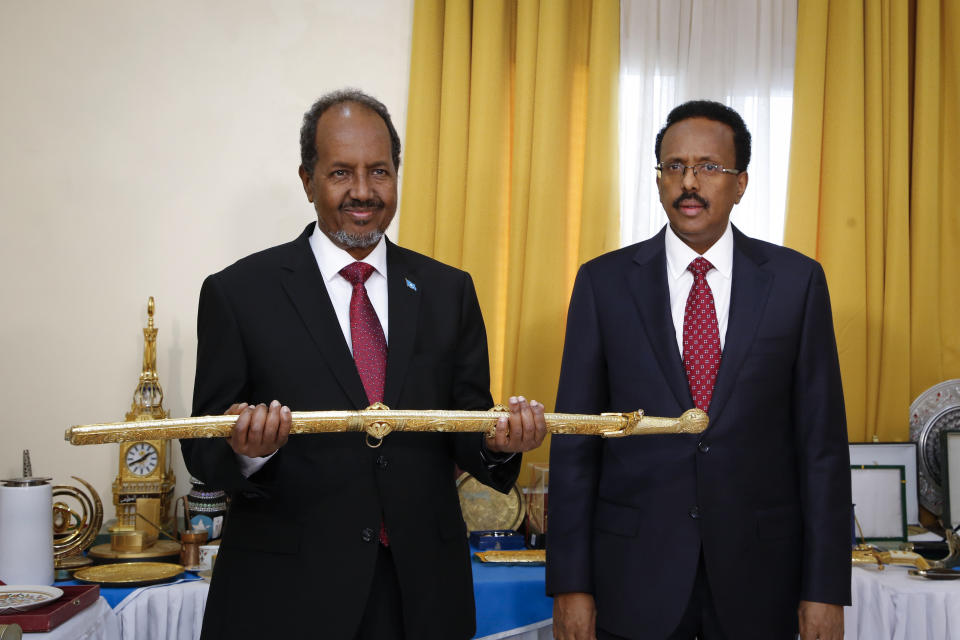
689, 506, 700, 519
377, 455, 388, 469
361, 527, 375, 543
698, 441, 710, 454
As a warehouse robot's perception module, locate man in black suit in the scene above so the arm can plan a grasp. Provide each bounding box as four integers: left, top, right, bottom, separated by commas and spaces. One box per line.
181, 89, 546, 640
546, 101, 850, 640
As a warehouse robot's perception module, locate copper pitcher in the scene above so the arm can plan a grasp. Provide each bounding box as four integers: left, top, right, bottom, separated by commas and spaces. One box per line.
176, 496, 208, 569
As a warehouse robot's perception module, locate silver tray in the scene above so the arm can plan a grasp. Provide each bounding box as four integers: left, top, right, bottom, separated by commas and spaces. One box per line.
910, 379, 960, 515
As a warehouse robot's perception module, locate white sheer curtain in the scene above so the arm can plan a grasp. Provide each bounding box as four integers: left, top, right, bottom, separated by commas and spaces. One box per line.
619, 0, 796, 247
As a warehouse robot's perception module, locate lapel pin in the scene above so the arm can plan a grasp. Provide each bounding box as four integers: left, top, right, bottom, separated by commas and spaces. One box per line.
405, 278, 417, 292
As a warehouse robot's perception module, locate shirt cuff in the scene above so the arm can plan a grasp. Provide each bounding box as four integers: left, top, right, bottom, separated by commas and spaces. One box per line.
479, 442, 516, 469
236, 452, 275, 477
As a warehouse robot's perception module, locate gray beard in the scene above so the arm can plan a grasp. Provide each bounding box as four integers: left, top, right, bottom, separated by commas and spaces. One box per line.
329, 228, 384, 250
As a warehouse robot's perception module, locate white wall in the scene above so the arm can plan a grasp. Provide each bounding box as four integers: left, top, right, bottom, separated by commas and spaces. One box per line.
0, 1, 414, 518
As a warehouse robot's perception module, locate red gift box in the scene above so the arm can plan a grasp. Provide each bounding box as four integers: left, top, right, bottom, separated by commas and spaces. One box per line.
0, 583, 100, 632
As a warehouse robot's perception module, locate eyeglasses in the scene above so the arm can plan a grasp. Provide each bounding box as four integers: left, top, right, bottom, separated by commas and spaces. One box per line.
655, 162, 741, 180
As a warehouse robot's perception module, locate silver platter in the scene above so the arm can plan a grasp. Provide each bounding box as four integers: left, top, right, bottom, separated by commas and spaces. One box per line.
910, 379, 960, 516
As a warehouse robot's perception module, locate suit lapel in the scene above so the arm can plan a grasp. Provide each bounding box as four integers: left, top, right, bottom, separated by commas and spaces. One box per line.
383, 241, 420, 408
279, 224, 369, 409
708, 227, 773, 423
627, 230, 691, 410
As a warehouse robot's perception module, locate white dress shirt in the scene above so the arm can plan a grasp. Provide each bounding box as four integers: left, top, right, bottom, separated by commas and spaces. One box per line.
308, 224, 389, 350
664, 222, 733, 355
238, 226, 389, 477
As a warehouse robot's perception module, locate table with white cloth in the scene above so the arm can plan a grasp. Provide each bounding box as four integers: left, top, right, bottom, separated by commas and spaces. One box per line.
846, 565, 960, 640
42, 563, 960, 640
3, 597, 120, 640
48, 554, 554, 640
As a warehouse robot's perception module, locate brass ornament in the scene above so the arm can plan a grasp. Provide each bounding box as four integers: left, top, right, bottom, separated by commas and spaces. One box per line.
474, 549, 546, 564
65, 406, 709, 445
52, 476, 103, 569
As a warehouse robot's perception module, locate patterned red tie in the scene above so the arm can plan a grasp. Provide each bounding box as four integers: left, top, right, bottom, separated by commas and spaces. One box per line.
339, 262, 387, 405
339, 261, 390, 545
683, 257, 722, 411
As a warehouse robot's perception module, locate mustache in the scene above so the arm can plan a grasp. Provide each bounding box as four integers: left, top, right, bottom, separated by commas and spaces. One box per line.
673, 193, 709, 209
340, 198, 384, 211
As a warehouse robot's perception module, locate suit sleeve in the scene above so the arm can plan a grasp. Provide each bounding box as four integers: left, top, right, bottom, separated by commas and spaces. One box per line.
179, 274, 267, 495
793, 263, 852, 605
449, 272, 521, 493
545, 265, 606, 595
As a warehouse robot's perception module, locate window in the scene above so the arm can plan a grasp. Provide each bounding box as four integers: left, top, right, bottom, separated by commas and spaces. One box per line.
619, 0, 797, 247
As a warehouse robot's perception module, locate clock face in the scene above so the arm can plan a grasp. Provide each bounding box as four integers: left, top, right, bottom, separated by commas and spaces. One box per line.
125, 442, 159, 476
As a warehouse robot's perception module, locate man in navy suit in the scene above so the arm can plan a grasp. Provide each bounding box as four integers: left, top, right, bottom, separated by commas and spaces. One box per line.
546, 101, 851, 640
181, 90, 546, 640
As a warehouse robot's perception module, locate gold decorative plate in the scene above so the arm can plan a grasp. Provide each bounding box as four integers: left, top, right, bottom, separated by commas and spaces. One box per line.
456, 473, 525, 534
87, 539, 181, 561
74, 562, 183, 587
474, 550, 546, 565
0, 586, 63, 614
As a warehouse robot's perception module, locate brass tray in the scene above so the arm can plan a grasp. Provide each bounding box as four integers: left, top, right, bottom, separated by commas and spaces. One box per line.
87, 539, 181, 562
74, 562, 184, 587
457, 473, 524, 533
474, 550, 546, 565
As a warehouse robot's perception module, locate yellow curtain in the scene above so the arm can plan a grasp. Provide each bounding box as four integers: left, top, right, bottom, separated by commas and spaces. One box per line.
400, 0, 620, 475
785, 0, 960, 442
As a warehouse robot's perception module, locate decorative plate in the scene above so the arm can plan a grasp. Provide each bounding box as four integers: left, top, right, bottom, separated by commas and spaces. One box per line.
0, 586, 63, 614
456, 473, 525, 534
73, 562, 183, 587
910, 379, 960, 515
474, 550, 546, 565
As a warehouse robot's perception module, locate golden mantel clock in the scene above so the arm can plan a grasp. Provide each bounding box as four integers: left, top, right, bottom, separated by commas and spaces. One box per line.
111, 297, 176, 536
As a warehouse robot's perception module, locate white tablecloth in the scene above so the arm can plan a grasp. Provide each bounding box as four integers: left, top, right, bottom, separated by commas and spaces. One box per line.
30, 597, 120, 640
110, 580, 552, 640
112, 580, 207, 640
846, 565, 960, 640
33, 566, 960, 640
476, 619, 553, 640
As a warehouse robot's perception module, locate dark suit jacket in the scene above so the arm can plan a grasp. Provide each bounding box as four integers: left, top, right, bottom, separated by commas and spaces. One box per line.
546, 226, 851, 639
181, 223, 520, 640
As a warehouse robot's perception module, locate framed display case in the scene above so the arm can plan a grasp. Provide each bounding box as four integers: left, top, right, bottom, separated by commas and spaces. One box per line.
939, 430, 960, 530
849, 442, 919, 524
850, 464, 907, 542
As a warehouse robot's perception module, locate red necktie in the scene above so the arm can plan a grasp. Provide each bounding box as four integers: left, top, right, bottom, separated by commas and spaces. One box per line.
683, 257, 721, 411
339, 262, 387, 405
339, 262, 390, 546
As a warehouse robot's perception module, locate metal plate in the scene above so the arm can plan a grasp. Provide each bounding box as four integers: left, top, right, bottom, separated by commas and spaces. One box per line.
474, 549, 545, 565
86, 539, 181, 562
456, 473, 525, 534
73, 561, 183, 587
910, 379, 960, 515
